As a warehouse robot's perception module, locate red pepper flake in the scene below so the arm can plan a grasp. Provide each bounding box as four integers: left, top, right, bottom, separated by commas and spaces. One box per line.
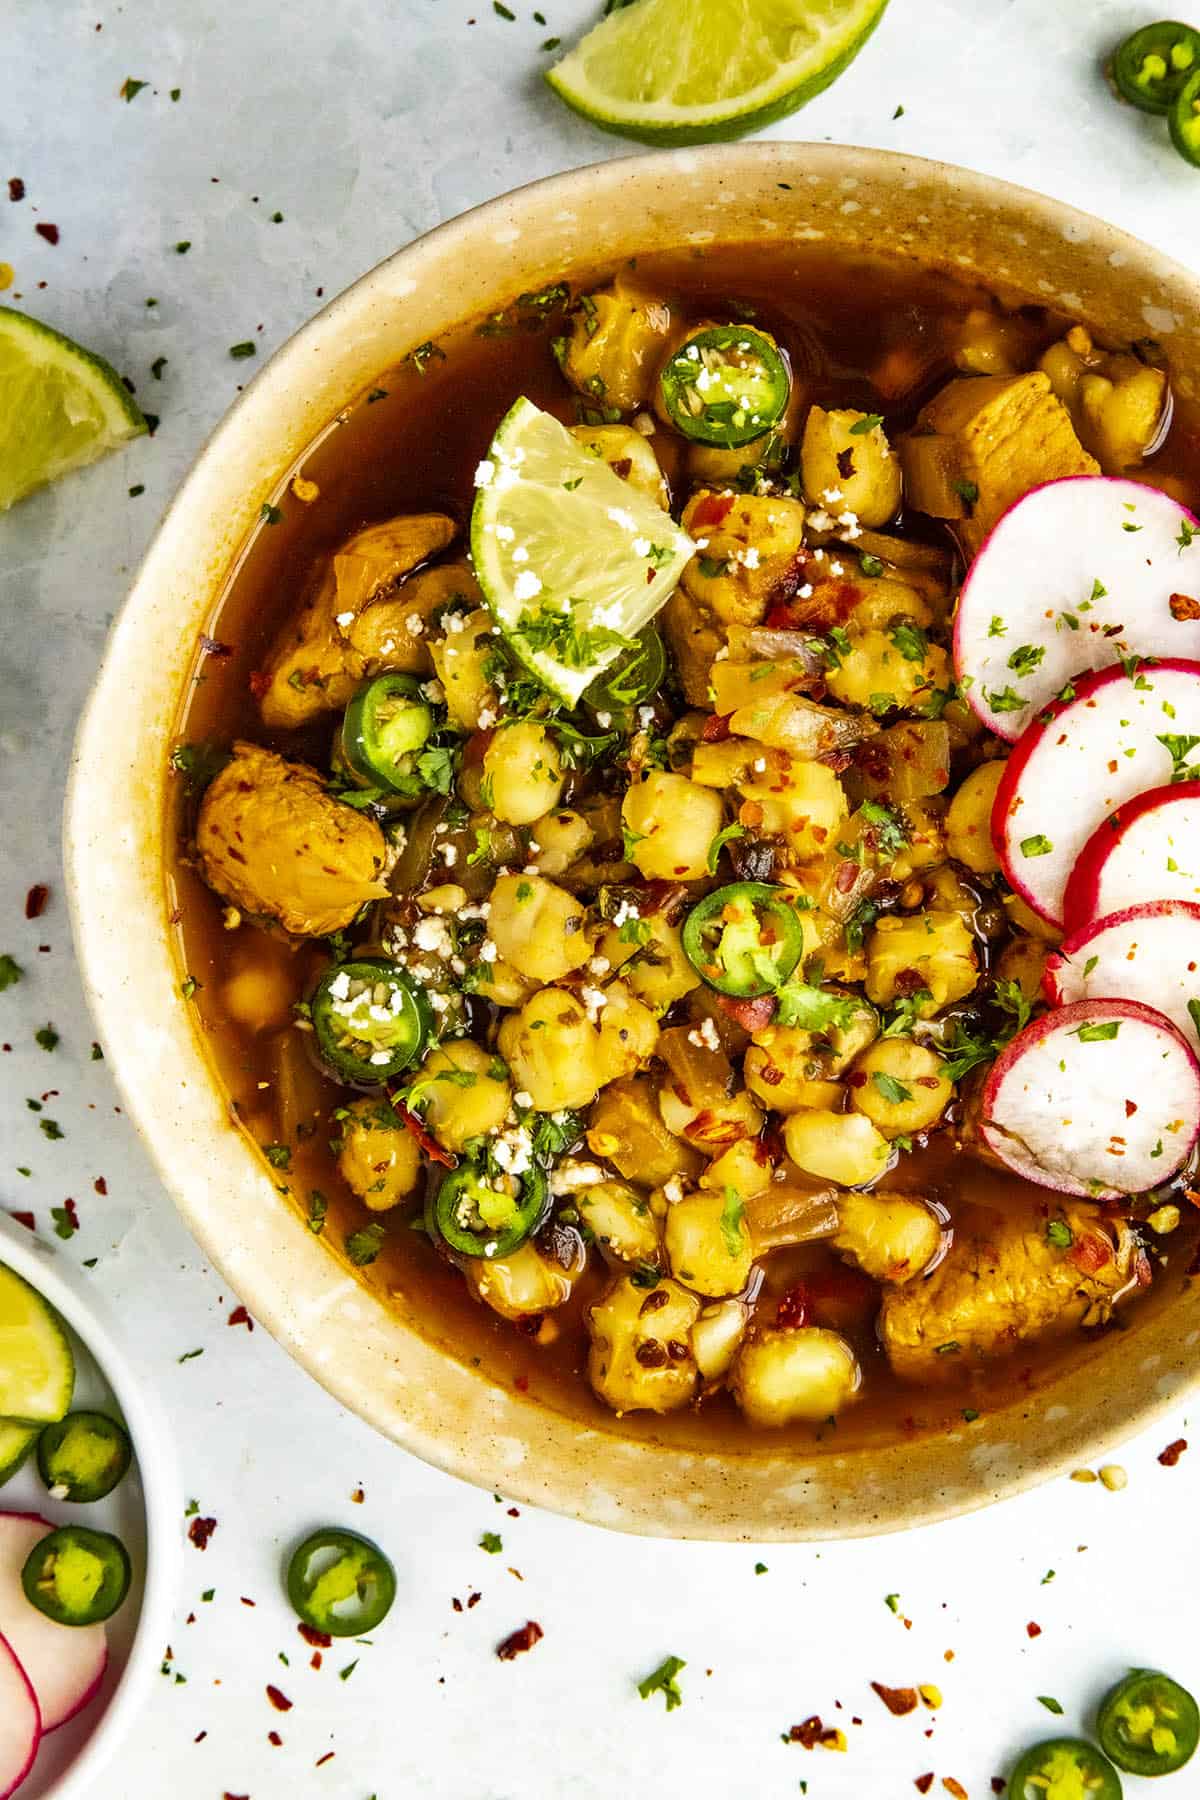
712, 990, 775, 1033
496, 1620, 543, 1660
392, 1102, 456, 1167
468, 1591, 481, 1608
452, 1596, 463, 1613
310, 1651, 323, 1669
248, 669, 271, 699
315, 1752, 335, 1767
24, 883, 49, 919
785, 1715, 843, 1750
268, 1731, 282, 1747
223, 1793, 249, 1798
188, 1516, 217, 1550
872, 1682, 919, 1715
1026, 1621, 1042, 1639
94, 1176, 107, 1195
690, 491, 735, 530
240, 1595, 256, 1606
513, 1374, 529, 1392
915, 1779, 934, 1796
228, 1304, 254, 1330
194, 1731, 207, 1743
8, 1212, 35, 1232
351, 1486, 364, 1504
992, 1782, 1006, 1795
298, 1622, 331, 1648
776, 1284, 810, 1330
266, 1684, 292, 1712
34, 223, 59, 245
1068, 1233, 1111, 1275
8, 179, 25, 201
700, 712, 733, 743
1169, 593, 1200, 621
943, 1782, 968, 1800
1159, 1437, 1188, 1466
507, 1506, 519, 1518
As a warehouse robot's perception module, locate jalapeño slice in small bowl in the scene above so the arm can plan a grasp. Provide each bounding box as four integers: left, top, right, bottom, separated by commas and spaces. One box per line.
341, 673, 433, 791
37, 1409, 132, 1503
311, 958, 432, 1086
659, 324, 790, 449
431, 1161, 550, 1259
287, 1527, 396, 1637
582, 625, 666, 716
1113, 20, 1200, 113
1098, 1668, 1199, 1776
1008, 1737, 1123, 1800
1170, 67, 1200, 167
22, 1525, 132, 1626
681, 881, 805, 997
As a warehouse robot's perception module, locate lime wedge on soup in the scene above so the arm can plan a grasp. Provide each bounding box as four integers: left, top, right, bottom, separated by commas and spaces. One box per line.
470, 396, 693, 707
545, 0, 889, 146
0, 306, 147, 511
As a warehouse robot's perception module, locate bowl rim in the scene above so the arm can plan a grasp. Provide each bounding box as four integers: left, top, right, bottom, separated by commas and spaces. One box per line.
0, 1215, 180, 1795
64, 140, 1200, 1541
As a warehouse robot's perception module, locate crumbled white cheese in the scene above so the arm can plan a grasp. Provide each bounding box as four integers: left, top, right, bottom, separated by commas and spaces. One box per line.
479, 939, 498, 964
662, 1176, 685, 1205
512, 570, 542, 602
830, 561, 845, 578
412, 916, 453, 957
807, 509, 834, 533
595, 711, 612, 729
513, 1090, 533, 1111
606, 506, 637, 532
687, 1016, 721, 1052
445, 611, 468, 634
821, 487, 845, 506
335, 610, 355, 629
588, 955, 611, 977
405, 613, 425, 635
611, 898, 641, 927
492, 1125, 534, 1177
476, 707, 497, 730
580, 985, 608, 1022
549, 1160, 605, 1196
441, 844, 458, 867
633, 412, 656, 437
474, 459, 495, 488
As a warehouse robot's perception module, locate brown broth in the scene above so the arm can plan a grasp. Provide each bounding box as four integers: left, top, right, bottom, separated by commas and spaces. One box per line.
168, 245, 1200, 1454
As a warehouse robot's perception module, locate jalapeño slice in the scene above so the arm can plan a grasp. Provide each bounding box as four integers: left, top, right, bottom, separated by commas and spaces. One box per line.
286, 1527, 396, 1637
659, 324, 790, 449
432, 1161, 550, 1259
22, 1525, 132, 1626
681, 882, 805, 997
1098, 1668, 1199, 1776
582, 625, 666, 715
1113, 21, 1200, 113
1008, 1738, 1123, 1800
1170, 67, 1200, 166
341, 673, 433, 791
37, 1409, 132, 1503
311, 958, 432, 1086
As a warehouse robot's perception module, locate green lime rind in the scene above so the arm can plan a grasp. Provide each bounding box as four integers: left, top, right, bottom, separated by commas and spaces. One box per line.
0, 1418, 39, 1488
470, 396, 693, 708
0, 1263, 75, 1425
0, 304, 147, 512
545, 0, 889, 147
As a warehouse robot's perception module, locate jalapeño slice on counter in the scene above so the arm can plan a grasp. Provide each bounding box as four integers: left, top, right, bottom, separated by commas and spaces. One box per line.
1097, 1668, 1199, 1776
1008, 1738, 1123, 1800
681, 882, 805, 997
582, 625, 666, 715
22, 1525, 131, 1626
37, 1409, 132, 1503
286, 1527, 396, 1637
1170, 67, 1200, 166
311, 958, 432, 1086
431, 1161, 550, 1259
659, 324, 790, 449
341, 672, 433, 791
1113, 20, 1200, 113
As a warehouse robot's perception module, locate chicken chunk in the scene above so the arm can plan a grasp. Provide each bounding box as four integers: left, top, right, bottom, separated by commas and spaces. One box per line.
346, 559, 481, 675
259, 513, 456, 727
196, 741, 389, 936
679, 490, 807, 628
880, 1204, 1130, 1381
661, 584, 724, 706
559, 281, 673, 414
899, 373, 1098, 553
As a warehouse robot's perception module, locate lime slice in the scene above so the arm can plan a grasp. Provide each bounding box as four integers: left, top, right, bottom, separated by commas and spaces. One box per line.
0, 305, 147, 511
0, 1419, 38, 1488
546, 0, 889, 144
470, 397, 694, 707
0, 1264, 74, 1425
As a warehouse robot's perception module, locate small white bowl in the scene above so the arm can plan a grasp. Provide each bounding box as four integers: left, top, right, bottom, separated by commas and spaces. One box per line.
0, 1214, 179, 1799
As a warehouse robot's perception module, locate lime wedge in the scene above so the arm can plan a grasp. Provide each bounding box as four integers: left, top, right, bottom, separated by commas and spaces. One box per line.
0, 1264, 75, 1425
546, 0, 888, 144
470, 397, 694, 707
0, 305, 147, 511
0, 1418, 38, 1488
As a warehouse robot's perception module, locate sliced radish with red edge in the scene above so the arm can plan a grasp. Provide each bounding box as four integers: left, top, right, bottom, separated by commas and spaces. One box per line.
0, 1631, 39, 1799
955, 475, 1200, 741
0, 1514, 107, 1732
1044, 900, 1200, 1052
980, 998, 1200, 1198
991, 658, 1200, 925
1062, 778, 1200, 930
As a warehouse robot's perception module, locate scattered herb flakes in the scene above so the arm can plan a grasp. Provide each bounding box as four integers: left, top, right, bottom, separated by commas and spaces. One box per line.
480, 1531, 503, 1554
338, 1660, 358, 1680
494, 0, 516, 14
229, 341, 257, 360
871, 1070, 913, 1105
260, 501, 283, 525
50, 1202, 78, 1240
637, 1654, 686, 1711
1041, 1569, 1055, 1584
892, 101, 905, 118
120, 77, 149, 102
754, 1561, 768, 1575
91, 1042, 104, 1060
129, 484, 145, 497
39, 1119, 64, 1141
884, 1593, 901, 1613
1037, 1695, 1063, 1715
366, 386, 389, 403
175, 240, 191, 254
961, 1407, 980, 1423
1045, 1218, 1073, 1249
346, 1221, 386, 1265
180, 975, 200, 999
0, 954, 21, 989
406, 341, 445, 375
307, 1190, 328, 1235
1019, 833, 1053, 858
271, 211, 284, 223
262, 1142, 291, 1170
496, 1619, 543, 1660
201, 1588, 215, 1602
34, 1024, 59, 1052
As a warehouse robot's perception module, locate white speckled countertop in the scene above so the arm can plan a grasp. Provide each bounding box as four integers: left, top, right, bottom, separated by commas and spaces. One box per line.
4, 1, 1200, 1795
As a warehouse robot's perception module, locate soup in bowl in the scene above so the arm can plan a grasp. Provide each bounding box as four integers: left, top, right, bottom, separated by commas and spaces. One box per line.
67, 146, 1200, 1537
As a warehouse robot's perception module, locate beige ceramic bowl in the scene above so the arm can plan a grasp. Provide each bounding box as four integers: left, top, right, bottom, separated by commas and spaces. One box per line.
66, 144, 1200, 1540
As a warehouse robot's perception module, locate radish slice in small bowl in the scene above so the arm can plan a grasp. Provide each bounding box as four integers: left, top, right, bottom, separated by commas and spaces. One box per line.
0, 1515, 108, 1736
980, 998, 1200, 1198
991, 657, 1200, 926
1045, 901, 1200, 1051
1062, 778, 1200, 931
954, 475, 1200, 742
0, 1631, 40, 1800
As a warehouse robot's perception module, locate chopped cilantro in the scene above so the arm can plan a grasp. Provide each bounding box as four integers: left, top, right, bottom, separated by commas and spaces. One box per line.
871, 1071, 912, 1105
1071, 1020, 1120, 1042
720, 1186, 746, 1258
1045, 1218, 1073, 1249
952, 477, 979, 507
889, 620, 928, 662
1019, 834, 1053, 858
706, 821, 747, 874
860, 798, 908, 858
262, 1143, 291, 1170
307, 1191, 328, 1236
987, 615, 1007, 638
1007, 643, 1045, 678
637, 1655, 686, 1711
1038, 1696, 1064, 1716
229, 341, 256, 360
1179, 519, 1197, 553
35, 1024, 58, 1052
774, 983, 858, 1033
884, 1593, 900, 1613
480, 1531, 503, 1553
260, 502, 282, 525
120, 77, 148, 101
849, 413, 884, 435
39, 1119, 64, 1141
345, 1222, 386, 1266
0, 954, 22, 991
985, 685, 1027, 714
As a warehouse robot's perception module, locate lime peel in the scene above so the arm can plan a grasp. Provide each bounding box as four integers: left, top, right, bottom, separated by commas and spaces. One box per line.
546, 0, 889, 146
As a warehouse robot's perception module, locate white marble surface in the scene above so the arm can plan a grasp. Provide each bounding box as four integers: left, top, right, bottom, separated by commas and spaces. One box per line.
4, 1, 1200, 1794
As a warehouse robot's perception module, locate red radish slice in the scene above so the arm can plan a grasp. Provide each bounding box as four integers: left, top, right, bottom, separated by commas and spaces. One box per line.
980, 998, 1200, 1198
1062, 779, 1200, 930
0, 1632, 39, 1799
0, 1514, 107, 1732
955, 476, 1200, 741
1045, 901, 1200, 1051
992, 658, 1200, 925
